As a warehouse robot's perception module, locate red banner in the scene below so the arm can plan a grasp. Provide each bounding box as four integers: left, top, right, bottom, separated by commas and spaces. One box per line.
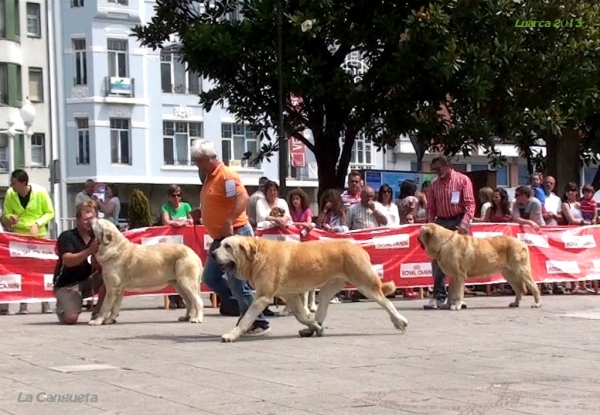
1, 223, 599, 302
289, 137, 306, 167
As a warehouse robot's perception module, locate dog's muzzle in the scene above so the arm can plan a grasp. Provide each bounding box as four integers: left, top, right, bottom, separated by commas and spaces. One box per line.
210, 251, 235, 272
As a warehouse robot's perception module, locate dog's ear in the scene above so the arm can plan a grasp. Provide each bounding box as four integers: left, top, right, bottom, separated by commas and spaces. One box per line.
101, 226, 113, 245
420, 225, 433, 239
239, 239, 257, 262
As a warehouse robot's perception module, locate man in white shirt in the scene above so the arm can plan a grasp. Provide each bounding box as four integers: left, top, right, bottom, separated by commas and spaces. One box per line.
247, 176, 269, 228
542, 175, 562, 225
347, 187, 389, 230
75, 179, 95, 208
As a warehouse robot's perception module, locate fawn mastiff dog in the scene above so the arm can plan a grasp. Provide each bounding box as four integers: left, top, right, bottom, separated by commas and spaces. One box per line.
211, 235, 409, 342
418, 223, 542, 310
88, 218, 204, 325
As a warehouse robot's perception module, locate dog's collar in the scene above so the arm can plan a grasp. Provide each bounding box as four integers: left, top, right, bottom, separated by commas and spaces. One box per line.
432, 232, 457, 258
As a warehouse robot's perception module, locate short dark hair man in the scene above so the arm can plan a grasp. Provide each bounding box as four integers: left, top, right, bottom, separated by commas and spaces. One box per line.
53, 201, 106, 324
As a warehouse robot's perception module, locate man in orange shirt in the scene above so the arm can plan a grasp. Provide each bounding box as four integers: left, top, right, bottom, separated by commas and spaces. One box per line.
192, 139, 270, 337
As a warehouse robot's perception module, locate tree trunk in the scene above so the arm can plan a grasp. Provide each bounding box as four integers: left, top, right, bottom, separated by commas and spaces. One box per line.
545, 127, 580, 194
314, 131, 346, 202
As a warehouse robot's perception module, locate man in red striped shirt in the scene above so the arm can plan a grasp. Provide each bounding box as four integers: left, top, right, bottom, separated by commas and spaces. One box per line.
424, 156, 476, 310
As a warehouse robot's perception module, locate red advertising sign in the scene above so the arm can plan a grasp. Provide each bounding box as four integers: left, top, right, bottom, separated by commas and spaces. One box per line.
289, 137, 306, 167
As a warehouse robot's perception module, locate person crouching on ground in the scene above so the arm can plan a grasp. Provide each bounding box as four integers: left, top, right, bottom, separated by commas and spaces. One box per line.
53, 201, 106, 324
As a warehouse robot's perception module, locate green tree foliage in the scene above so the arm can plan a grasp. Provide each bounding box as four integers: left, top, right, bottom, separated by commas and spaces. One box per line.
134, 0, 600, 195
128, 189, 153, 229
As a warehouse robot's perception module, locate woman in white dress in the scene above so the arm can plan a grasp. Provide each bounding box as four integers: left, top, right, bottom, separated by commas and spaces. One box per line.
255, 180, 292, 229
377, 184, 400, 226
561, 181, 588, 294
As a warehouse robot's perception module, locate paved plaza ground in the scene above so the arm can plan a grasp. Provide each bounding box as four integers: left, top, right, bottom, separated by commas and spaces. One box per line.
1, 294, 600, 415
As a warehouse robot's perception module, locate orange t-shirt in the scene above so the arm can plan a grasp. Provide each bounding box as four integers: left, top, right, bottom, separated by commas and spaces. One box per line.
200, 163, 249, 239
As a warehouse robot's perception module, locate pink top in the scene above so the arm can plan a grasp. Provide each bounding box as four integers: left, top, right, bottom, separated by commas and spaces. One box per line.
291, 208, 313, 223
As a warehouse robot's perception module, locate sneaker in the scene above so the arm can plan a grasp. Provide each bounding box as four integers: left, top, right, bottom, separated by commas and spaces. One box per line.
329, 297, 342, 304
244, 324, 271, 337
423, 298, 445, 310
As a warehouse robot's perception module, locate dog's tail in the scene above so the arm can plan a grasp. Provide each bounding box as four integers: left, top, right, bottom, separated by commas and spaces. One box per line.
381, 281, 397, 297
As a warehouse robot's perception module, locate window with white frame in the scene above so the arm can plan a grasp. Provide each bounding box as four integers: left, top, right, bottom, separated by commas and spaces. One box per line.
108, 0, 128, 5
107, 39, 128, 78
342, 135, 374, 169
110, 118, 131, 165
221, 123, 261, 167
26, 2, 41, 37
0, 135, 7, 172
76, 118, 90, 165
163, 121, 203, 166
73, 38, 87, 85
160, 49, 200, 94
30, 133, 45, 166
70, 0, 84, 7
28, 67, 43, 102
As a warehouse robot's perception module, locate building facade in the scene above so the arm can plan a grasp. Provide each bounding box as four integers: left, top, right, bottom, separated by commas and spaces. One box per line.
0, 0, 51, 198
55, 0, 325, 229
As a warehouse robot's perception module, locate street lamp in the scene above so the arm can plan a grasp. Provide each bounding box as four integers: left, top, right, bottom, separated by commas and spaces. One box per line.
0, 98, 37, 173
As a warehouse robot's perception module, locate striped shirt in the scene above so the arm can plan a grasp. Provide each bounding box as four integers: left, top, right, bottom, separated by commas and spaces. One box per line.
347, 202, 387, 230
426, 169, 475, 227
341, 190, 361, 210
580, 198, 597, 221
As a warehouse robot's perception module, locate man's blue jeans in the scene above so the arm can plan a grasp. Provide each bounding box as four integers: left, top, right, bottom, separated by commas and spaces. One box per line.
201, 224, 269, 328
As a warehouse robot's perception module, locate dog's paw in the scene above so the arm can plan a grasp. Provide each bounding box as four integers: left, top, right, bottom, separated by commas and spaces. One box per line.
88, 319, 103, 326
508, 302, 520, 308
298, 327, 316, 338
314, 324, 324, 337
221, 333, 238, 343
105, 318, 117, 325
309, 304, 318, 313
392, 317, 408, 332
449, 303, 461, 311
188, 317, 203, 323
531, 303, 542, 308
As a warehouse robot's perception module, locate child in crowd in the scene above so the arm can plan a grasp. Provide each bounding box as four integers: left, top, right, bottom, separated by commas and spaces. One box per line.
580, 184, 597, 224
405, 213, 415, 224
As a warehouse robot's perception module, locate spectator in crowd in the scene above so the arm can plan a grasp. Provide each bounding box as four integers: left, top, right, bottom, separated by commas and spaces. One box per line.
512, 185, 545, 230
315, 189, 348, 233
191, 139, 270, 334
341, 171, 362, 209
561, 182, 588, 225
580, 184, 597, 224
347, 186, 388, 230
397, 180, 419, 225
247, 176, 269, 228
416, 180, 431, 223
0, 169, 55, 315
424, 156, 475, 310
75, 179, 96, 208
474, 186, 493, 222
530, 173, 546, 205
161, 184, 193, 309
377, 184, 400, 226
96, 184, 121, 227
53, 201, 107, 324
256, 181, 292, 229
542, 176, 563, 225
405, 213, 416, 224
287, 188, 314, 230
483, 188, 512, 222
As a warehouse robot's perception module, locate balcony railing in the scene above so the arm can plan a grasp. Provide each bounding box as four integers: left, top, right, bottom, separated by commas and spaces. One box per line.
104, 76, 135, 97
